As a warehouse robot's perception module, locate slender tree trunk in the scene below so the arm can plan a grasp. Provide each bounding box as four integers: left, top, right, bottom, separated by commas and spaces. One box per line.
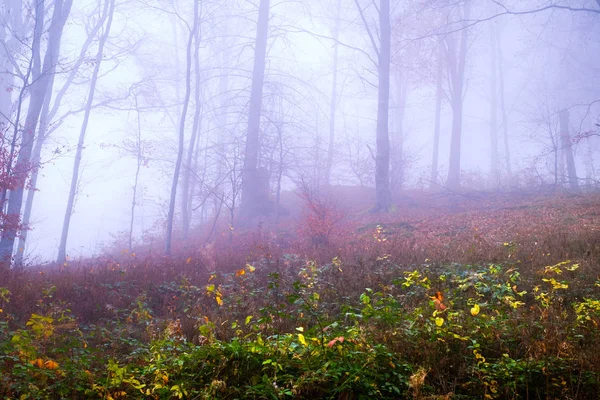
128, 97, 143, 252
430, 39, 443, 189
275, 126, 284, 224
240, 0, 270, 220
446, 1, 470, 190
559, 110, 579, 192
325, 0, 342, 186
391, 70, 407, 193
14, 10, 104, 265
181, 18, 203, 240
0, 0, 72, 264
57, 0, 113, 263
164, 1, 200, 255
497, 28, 512, 182
489, 22, 499, 188
374, 0, 391, 212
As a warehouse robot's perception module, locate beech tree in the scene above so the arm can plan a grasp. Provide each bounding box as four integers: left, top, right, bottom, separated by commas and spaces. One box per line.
239, 0, 271, 220
353, 0, 392, 211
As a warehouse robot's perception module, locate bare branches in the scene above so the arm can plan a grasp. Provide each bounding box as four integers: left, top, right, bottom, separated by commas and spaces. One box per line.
403, 2, 600, 44
353, 0, 380, 60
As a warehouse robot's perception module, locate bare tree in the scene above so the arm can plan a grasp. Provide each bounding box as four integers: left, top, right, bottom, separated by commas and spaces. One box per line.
325, 0, 342, 186
0, 0, 73, 265
353, 0, 392, 211
14, 1, 109, 266
57, 0, 115, 263
180, 6, 204, 240
240, 0, 271, 221
430, 37, 444, 188
489, 21, 500, 188
445, 0, 471, 190
559, 109, 580, 192
165, 0, 200, 255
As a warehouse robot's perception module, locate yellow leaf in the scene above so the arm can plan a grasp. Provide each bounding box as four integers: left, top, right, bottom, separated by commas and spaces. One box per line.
215, 296, 223, 306
298, 333, 307, 346
44, 360, 59, 370
470, 304, 480, 316
246, 264, 256, 272
565, 263, 579, 271
235, 269, 246, 277
208, 274, 216, 282
186, 257, 192, 264
435, 317, 444, 327
30, 358, 44, 368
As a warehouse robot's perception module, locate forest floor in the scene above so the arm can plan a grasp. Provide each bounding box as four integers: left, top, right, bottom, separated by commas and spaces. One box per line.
1, 189, 599, 399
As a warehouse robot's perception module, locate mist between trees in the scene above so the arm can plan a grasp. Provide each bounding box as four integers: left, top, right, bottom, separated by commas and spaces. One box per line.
0, 0, 599, 265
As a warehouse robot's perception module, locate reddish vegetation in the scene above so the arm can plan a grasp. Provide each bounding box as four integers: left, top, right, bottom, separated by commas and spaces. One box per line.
2, 189, 599, 325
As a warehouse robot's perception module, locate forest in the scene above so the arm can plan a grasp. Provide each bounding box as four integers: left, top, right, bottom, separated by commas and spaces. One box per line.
0, 0, 599, 398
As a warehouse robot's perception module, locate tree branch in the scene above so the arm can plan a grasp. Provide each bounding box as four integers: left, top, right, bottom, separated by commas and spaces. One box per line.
353, 0, 380, 60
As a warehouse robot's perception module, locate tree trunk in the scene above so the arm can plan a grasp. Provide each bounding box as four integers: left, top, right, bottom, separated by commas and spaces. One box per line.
559, 109, 579, 192
374, 0, 391, 212
240, 0, 270, 221
128, 96, 144, 252
391, 70, 407, 193
181, 16, 203, 240
0, 0, 72, 264
430, 39, 443, 189
497, 26, 512, 182
446, 1, 470, 190
57, 0, 113, 263
489, 22, 499, 188
164, 0, 200, 255
14, 8, 104, 266
325, 0, 342, 186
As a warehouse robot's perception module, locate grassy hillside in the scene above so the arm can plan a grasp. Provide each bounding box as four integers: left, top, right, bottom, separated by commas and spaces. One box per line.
1, 191, 599, 399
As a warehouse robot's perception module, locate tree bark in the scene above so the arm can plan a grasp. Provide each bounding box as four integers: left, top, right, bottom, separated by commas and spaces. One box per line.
57, 0, 113, 263
446, 0, 470, 190
430, 38, 443, 189
489, 22, 499, 188
181, 13, 203, 240
374, 0, 392, 212
240, 0, 270, 220
164, 0, 200, 255
325, 0, 342, 186
559, 109, 579, 192
497, 26, 512, 182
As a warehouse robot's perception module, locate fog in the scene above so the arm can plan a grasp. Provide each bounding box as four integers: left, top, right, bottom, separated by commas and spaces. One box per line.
1, 0, 599, 264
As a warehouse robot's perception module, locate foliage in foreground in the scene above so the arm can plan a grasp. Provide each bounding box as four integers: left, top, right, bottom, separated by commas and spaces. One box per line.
0, 252, 599, 399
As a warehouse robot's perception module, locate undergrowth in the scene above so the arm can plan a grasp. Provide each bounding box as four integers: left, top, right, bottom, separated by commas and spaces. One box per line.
0, 256, 599, 399
0, 193, 599, 399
